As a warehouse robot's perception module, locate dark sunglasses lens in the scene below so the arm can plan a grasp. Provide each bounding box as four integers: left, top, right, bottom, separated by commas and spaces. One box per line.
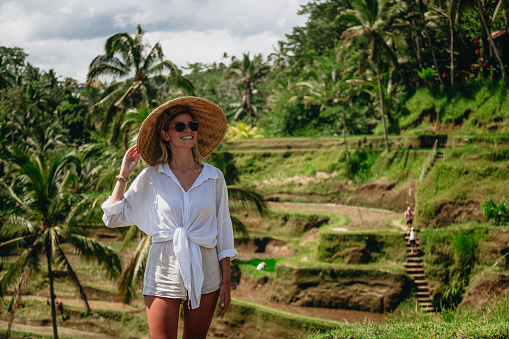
189, 122, 199, 131
174, 122, 185, 132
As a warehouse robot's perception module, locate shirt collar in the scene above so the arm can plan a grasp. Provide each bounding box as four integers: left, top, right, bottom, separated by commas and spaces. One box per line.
156, 162, 219, 188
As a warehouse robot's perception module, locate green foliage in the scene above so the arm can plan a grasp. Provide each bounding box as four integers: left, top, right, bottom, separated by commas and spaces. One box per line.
420, 226, 489, 309
481, 197, 509, 226
316, 231, 406, 264
417, 67, 436, 83
233, 258, 279, 280
226, 122, 265, 140
309, 296, 509, 339
417, 146, 509, 227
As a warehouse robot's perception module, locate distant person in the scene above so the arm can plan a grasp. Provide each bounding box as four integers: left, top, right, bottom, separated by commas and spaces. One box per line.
102, 97, 237, 339
409, 227, 418, 255
256, 262, 266, 271
404, 206, 414, 234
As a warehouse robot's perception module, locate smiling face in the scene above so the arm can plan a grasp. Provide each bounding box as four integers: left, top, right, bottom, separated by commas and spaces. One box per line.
161, 113, 197, 151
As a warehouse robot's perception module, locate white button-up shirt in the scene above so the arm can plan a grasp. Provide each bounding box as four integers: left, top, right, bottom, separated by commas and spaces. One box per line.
101, 162, 238, 309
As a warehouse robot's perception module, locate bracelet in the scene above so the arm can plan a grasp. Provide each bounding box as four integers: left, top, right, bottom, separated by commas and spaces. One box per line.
115, 174, 131, 182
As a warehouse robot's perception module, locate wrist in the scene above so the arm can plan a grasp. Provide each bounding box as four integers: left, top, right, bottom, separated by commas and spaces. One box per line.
116, 174, 131, 182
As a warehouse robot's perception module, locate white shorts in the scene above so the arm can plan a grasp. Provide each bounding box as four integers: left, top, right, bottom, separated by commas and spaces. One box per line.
143, 241, 221, 300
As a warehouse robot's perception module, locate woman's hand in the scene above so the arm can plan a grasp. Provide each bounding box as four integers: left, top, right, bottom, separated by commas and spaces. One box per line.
120, 145, 140, 177
217, 280, 231, 318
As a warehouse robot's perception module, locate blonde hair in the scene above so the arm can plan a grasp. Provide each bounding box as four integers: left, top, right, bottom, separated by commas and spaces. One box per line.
153, 106, 204, 166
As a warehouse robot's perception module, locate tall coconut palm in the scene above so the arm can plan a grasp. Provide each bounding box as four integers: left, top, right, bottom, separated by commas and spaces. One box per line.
87, 24, 194, 149
338, 0, 408, 152
0, 149, 122, 339
226, 53, 269, 126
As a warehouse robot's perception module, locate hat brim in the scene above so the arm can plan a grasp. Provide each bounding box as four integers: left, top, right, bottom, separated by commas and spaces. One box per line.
137, 97, 227, 166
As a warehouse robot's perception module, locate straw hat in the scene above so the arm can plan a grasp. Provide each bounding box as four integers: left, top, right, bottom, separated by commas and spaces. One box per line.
137, 96, 227, 166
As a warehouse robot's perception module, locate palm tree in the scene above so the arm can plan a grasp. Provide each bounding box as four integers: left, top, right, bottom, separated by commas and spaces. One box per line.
117, 185, 267, 304
226, 53, 270, 125
0, 149, 122, 339
268, 41, 289, 75
0, 55, 16, 90
338, 0, 408, 152
287, 51, 364, 160
87, 24, 194, 149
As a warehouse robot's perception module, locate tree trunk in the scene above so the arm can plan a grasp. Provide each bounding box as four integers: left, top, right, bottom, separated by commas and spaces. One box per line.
449, 18, 455, 85
110, 107, 126, 147
418, 0, 445, 86
343, 129, 350, 161
6, 273, 27, 338
47, 245, 59, 339
478, 0, 506, 79
376, 57, 390, 152
411, 19, 423, 70
246, 83, 253, 126
123, 125, 130, 152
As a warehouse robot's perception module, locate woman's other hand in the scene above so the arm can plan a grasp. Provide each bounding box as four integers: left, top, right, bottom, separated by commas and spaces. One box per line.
216, 280, 231, 318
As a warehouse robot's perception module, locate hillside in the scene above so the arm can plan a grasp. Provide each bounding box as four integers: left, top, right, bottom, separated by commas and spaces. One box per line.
220, 133, 509, 226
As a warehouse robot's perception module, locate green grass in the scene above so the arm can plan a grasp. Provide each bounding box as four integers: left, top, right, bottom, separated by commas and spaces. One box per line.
233, 258, 279, 280
417, 146, 509, 227
308, 296, 509, 339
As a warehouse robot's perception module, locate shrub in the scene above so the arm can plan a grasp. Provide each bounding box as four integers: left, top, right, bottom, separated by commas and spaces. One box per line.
481, 197, 509, 226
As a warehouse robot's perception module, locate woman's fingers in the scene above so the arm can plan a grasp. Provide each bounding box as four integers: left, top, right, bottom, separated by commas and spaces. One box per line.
121, 145, 139, 176
217, 286, 231, 318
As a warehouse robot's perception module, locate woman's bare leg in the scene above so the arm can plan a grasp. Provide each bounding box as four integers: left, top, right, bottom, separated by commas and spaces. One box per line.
182, 290, 219, 339
145, 295, 181, 339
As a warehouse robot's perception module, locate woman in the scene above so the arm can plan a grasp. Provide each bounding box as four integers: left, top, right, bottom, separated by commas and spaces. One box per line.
102, 97, 237, 339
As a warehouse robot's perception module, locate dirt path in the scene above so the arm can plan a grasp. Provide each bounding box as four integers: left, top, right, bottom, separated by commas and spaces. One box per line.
17, 295, 140, 313
0, 320, 115, 339
268, 201, 404, 230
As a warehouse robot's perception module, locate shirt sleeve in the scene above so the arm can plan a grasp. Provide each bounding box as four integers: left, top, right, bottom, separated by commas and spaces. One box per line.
215, 171, 238, 261
101, 168, 158, 234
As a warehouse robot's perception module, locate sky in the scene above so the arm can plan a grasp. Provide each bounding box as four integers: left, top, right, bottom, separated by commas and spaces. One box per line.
0, 0, 309, 82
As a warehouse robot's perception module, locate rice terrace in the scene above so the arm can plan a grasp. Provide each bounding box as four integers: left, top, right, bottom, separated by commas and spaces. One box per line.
2, 0, 509, 338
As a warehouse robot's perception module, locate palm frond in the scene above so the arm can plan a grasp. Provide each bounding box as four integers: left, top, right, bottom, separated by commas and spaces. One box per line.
66, 233, 122, 279
227, 185, 268, 217
229, 215, 249, 238
117, 234, 151, 304
55, 246, 91, 314
122, 225, 140, 250
0, 214, 35, 238
0, 241, 41, 297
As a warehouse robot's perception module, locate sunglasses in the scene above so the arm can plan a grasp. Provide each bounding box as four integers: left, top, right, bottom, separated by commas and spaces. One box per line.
172, 121, 199, 132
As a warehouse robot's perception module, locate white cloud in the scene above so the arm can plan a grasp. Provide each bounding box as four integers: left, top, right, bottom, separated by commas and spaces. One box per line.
151, 29, 281, 70
0, 0, 309, 82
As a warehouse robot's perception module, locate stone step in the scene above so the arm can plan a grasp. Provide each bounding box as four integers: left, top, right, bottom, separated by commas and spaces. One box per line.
403, 262, 423, 267
414, 279, 428, 284
409, 273, 426, 279
408, 256, 424, 262
416, 291, 431, 297
417, 286, 429, 291
419, 302, 434, 307
406, 268, 425, 273
415, 297, 432, 302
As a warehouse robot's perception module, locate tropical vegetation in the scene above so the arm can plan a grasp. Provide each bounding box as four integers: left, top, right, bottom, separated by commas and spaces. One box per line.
1, 0, 509, 336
